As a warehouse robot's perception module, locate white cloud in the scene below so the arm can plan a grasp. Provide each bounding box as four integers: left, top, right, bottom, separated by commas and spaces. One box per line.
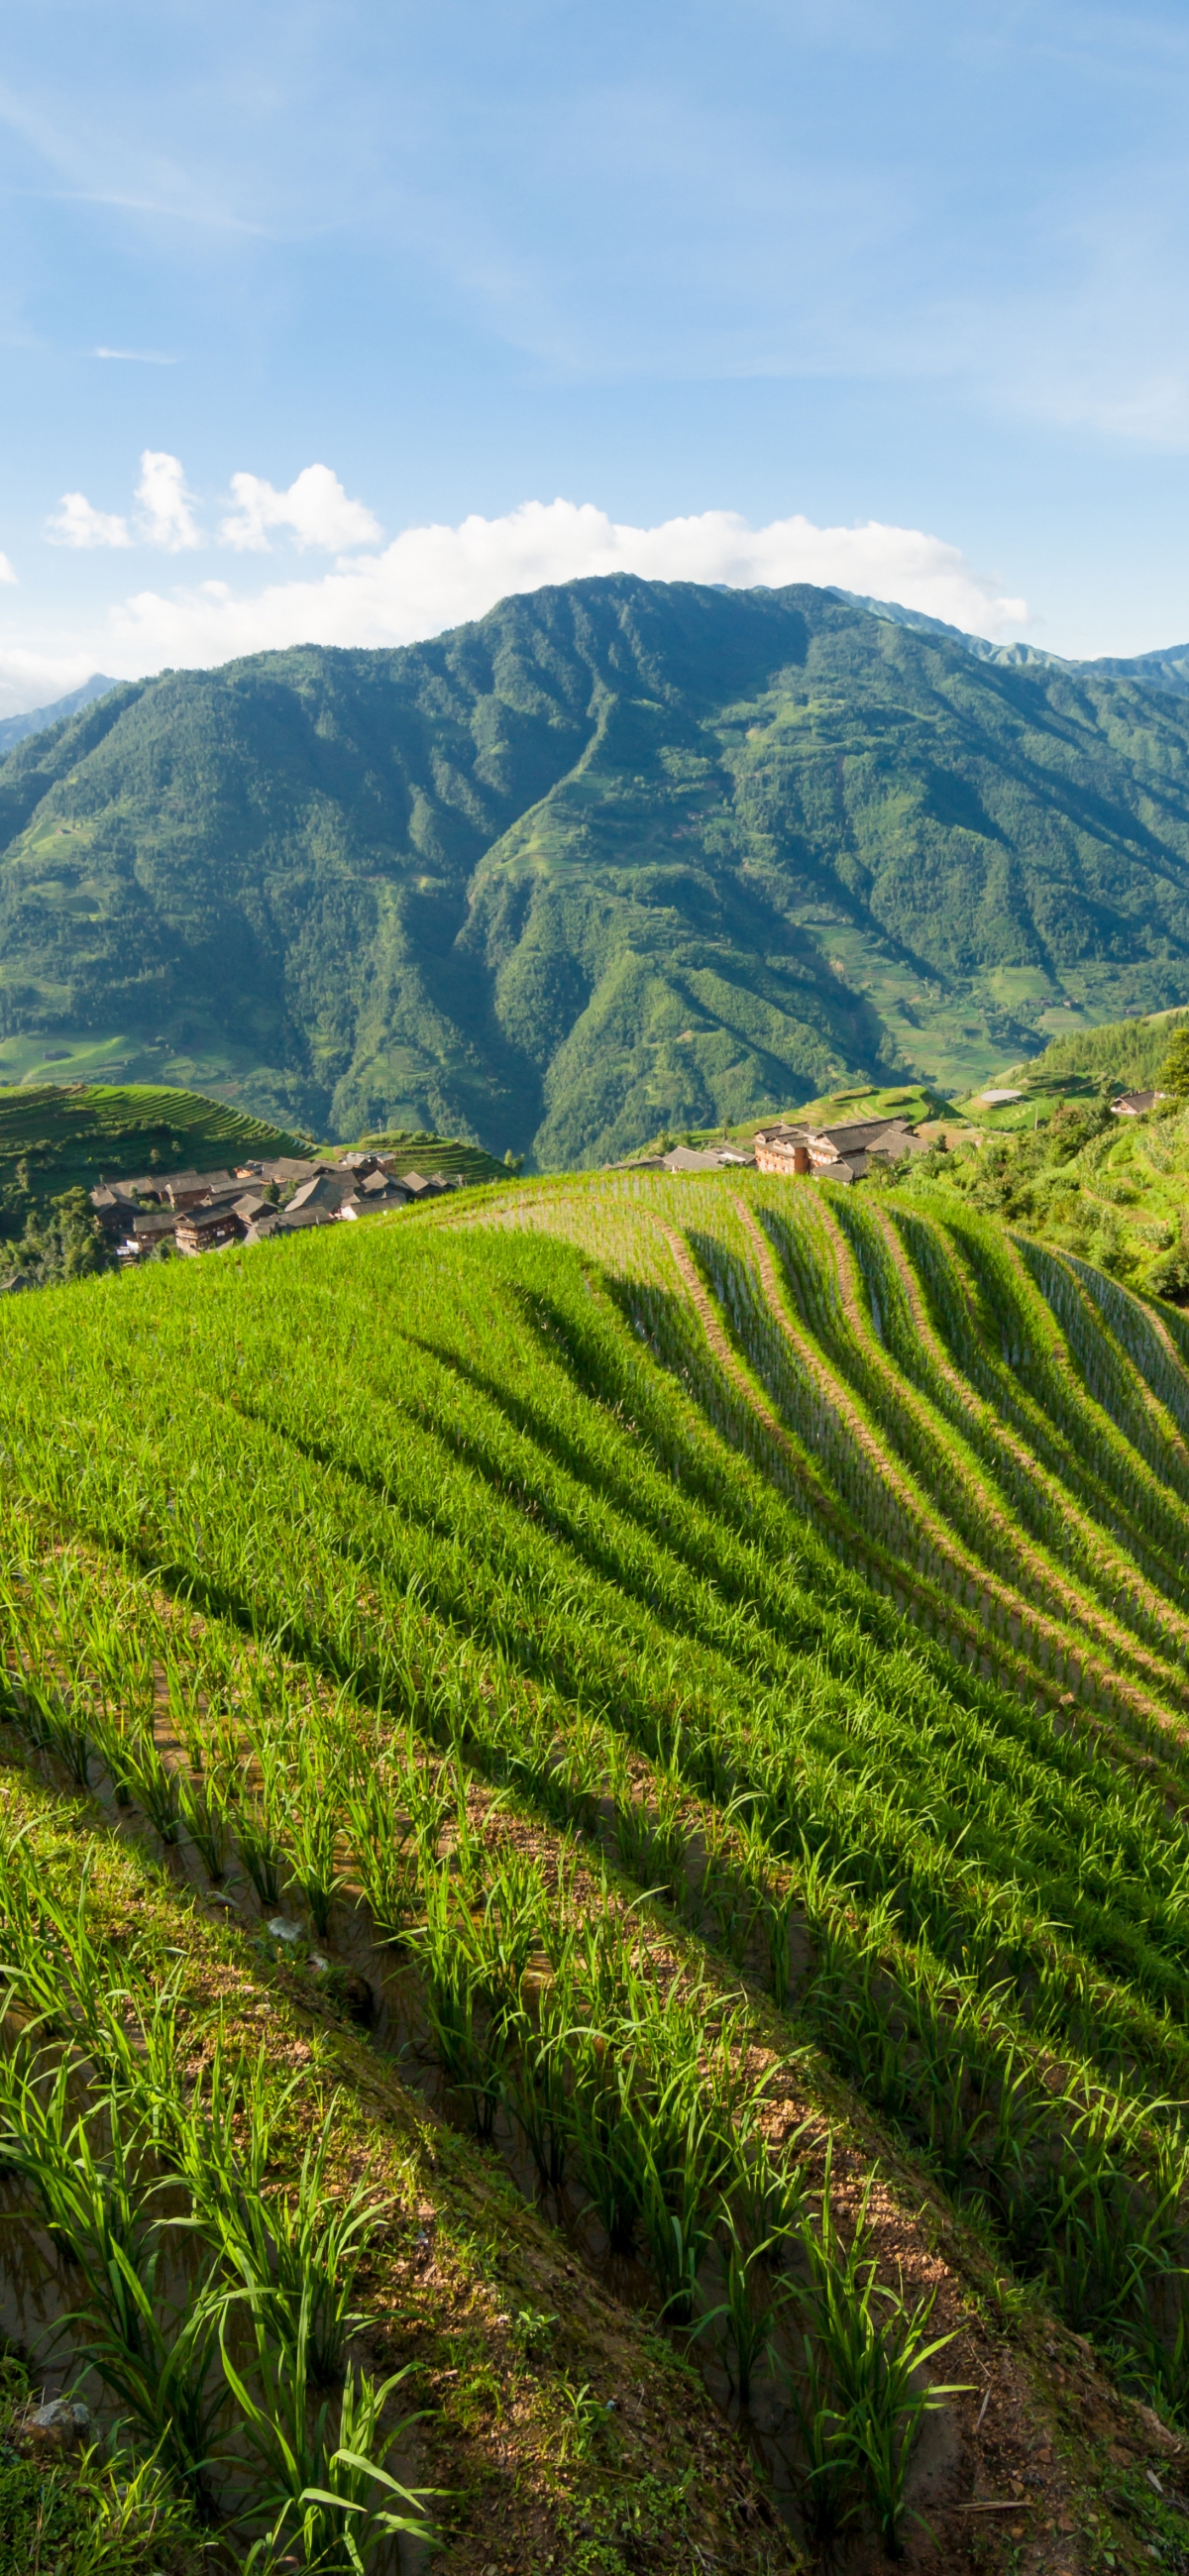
0, 555, 15, 587
44, 453, 200, 553
104, 499, 1030, 671
219, 464, 382, 554
135, 450, 200, 552
46, 491, 132, 549
0, 498, 1031, 717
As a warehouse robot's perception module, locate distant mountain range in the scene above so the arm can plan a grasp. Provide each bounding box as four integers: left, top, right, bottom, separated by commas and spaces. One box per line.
0, 675, 118, 755
835, 592, 1189, 696
5, 580, 1189, 1164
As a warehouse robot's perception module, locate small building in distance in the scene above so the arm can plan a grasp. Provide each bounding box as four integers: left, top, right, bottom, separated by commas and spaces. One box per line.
1112, 1090, 1168, 1118
174, 1203, 243, 1256
130, 1208, 179, 1253
397, 1171, 467, 1200
754, 1124, 812, 1176
661, 1145, 756, 1173
755, 1114, 928, 1185
165, 1170, 235, 1210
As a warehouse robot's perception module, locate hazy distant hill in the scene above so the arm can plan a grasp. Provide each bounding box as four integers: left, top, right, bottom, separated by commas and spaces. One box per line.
0, 675, 118, 755
6, 580, 1189, 1164
839, 590, 1189, 697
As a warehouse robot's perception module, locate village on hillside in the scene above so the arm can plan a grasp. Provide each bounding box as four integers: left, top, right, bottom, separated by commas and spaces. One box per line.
5, 1081, 1164, 1287
89, 1148, 469, 1261
75, 1111, 935, 1274
637, 1081, 1175, 1188
642, 1107, 931, 1183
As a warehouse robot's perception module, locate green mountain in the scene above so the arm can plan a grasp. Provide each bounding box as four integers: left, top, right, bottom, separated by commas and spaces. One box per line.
7, 578, 1189, 1165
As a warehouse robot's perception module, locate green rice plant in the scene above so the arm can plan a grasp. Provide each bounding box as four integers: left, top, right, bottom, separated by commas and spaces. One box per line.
0, 1837, 121, 2047
568, 2031, 650, 2257
0, 2045, 95, 2253
62, 2240, 229, 2522
350, 1826, 418, 1950
612, 1784, 661, 1885
171, 2047, 375, 2395
0, 2050, 228, 2512
791, 2155, 968, 2559
90, 1976, 193, 2162
695, 2207, 786, 2407
236, 1800, 285, 1909
213, 2140, 382, 2395
756, 1875, 801, 2010
731, 2134, 811, 2271
638, 2066, 738, 2328
92, 1713, 137, 1808
280, 1740, 348, 1938
170, 2032, 294, 2230
503, 1986, 572, 2197
163, 1649, 209, 1775
223, 2288, 432, 2574
784, 2321, 858, 2557
480, 1846, 551, 2024
176, 1766, 229, 1881
97, 1718, 181, 1847
20, 1672, 93, 1788
406, 1869, 509, 2142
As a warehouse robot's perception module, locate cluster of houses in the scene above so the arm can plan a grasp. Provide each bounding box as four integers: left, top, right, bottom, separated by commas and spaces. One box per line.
641, 1109, 929, 1186
91, 1151, 468, 1261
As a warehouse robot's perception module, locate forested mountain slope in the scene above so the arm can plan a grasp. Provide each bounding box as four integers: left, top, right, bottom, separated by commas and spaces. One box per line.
3, 1177, 1189, 2567
7, 578, 1189, 1163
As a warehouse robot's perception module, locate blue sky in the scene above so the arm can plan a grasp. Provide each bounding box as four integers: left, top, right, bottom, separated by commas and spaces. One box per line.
3, 0, 1189, 710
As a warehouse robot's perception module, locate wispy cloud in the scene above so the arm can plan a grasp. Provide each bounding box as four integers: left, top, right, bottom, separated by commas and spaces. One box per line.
93, 347, 178, 365
0, 555, 16, 587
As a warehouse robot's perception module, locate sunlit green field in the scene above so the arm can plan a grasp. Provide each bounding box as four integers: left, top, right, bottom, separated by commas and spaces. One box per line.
4, 1170, 1189, 2569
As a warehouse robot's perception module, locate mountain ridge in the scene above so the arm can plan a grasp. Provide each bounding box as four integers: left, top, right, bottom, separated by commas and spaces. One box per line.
5, 576, 1189, 1163
833, 590, 1189, 693
0, 673, 119, 755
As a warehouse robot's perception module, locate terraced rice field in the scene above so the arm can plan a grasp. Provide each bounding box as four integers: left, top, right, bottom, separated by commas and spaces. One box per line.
3, 1169, 1189, 2575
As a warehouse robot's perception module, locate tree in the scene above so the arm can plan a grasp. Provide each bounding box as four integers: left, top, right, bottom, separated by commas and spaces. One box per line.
1158, 1024, 1189, 1100
0, 1188, 109, 1287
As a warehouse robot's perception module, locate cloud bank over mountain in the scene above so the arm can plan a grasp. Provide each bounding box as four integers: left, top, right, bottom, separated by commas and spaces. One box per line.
0, 477, 1030, 716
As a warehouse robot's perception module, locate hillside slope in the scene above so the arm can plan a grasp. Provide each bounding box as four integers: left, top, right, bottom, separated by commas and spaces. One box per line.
0, 1079, 310, 1220
889, 1008, 1189, 1292
7, 580, 1189, 1162
1, 1183, 1189, 2569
